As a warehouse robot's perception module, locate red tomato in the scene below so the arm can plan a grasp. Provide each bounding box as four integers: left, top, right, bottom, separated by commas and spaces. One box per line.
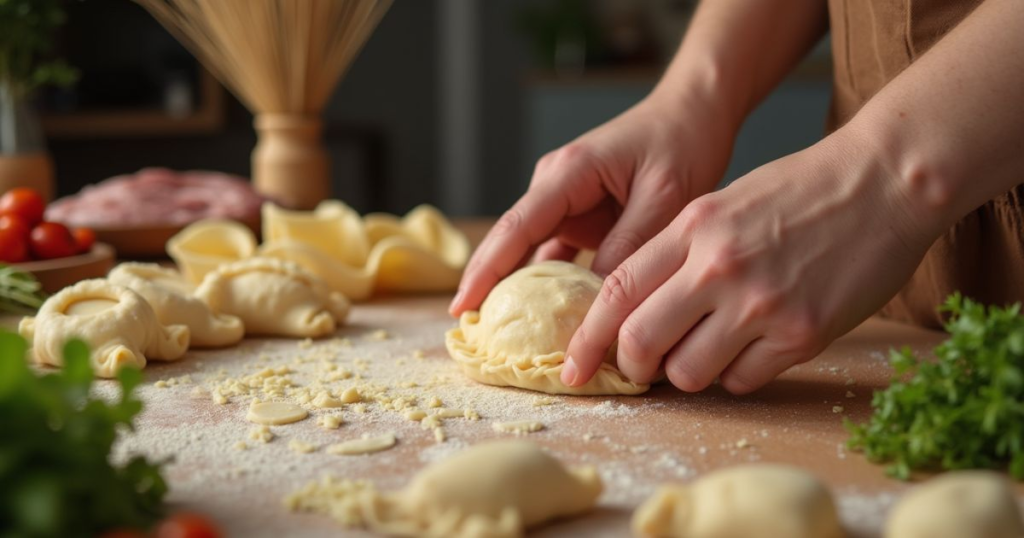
154, 513, 222, 538
72, 227, 96, 253
29, 222, 78, 260
0, 219, 29, 263
98, 531, 146, 538
0, 187, 46, 226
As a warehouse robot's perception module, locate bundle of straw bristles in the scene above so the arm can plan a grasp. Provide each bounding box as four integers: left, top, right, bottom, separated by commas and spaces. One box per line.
134, 0, 392, 208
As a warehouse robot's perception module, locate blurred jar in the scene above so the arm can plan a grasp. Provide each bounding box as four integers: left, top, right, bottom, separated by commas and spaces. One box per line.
0, 82, 55, 201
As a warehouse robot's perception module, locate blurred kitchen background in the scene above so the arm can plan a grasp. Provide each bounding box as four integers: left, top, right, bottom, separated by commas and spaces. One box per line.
37, 0, 832, 216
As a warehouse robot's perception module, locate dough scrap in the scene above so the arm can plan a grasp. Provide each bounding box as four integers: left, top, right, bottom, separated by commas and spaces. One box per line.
885, 471, 1024, 538
194, 257, 350, 338
326, 433, 397, 455
247, 400, 309, 425
19, 279, 190, 378
260, 201, 469, 300
492, 421, 545, 435
632, 464, 843, 538
445, 261, 648, 396
167, 219, 257, 284
108, 263, 244, 348
286, 440, 602, 537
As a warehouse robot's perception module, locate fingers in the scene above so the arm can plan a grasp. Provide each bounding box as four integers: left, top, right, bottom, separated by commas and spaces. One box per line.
591, 175, 683, 276
534, 238, 579, 264
562, 230, 691, 387
662, 311, 758, 392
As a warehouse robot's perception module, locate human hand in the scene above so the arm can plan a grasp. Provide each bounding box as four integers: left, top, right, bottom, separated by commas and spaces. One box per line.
562, 128, 939, 394
450, 91, 737, 317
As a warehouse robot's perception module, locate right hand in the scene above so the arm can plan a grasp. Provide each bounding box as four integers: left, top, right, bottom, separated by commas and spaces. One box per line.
449, 90, 738, 317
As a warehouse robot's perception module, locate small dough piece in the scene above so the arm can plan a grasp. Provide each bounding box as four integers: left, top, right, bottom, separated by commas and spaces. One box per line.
247, 400, 309, 425
885, 471, 1024, 538
195, 257, 350, 338
108, 263, 244, 348
289, 440, 318, 454
492, 421, 545, 435
446, 261, 648, 395
326, 433, 397, 455
167, 219, 257, 283
632, 464, 843, 538
286, 440, 602, 537
19, 279, 190, 378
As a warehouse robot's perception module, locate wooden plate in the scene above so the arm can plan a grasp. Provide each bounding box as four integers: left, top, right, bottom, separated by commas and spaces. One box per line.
14, 243, 116, 294
91, 216, 261, 259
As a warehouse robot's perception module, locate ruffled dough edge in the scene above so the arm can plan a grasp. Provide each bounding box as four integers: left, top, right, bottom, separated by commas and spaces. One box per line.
444, 313, 648, 396
167, 219, 258, 284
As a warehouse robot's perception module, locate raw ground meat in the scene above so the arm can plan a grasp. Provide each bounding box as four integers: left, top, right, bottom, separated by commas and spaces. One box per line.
46, 168, 266, 228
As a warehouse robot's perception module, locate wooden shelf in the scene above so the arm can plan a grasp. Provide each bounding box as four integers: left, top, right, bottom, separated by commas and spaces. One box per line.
42, 68, 226, 139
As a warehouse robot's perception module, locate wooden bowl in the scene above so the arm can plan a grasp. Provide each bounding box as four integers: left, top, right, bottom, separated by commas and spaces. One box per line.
92, 216, 261, 259
14, 243, 116, 294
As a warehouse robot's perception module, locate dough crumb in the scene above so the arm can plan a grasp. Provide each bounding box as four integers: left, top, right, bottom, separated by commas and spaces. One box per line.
351, 403, 367, 414
298, 338, 314, 349
318, 415, 343, 430
464, 409, 480, 421
845, 378, 856, 386
313, 391, 344, 409
367, 329, 389, 341
247, 400, 309, 425
154, 380, 169, 388
339, 388, 362, 404
427, 396, 442, 408
433, 408, 464, 419
249, 425, 274, 443
421, 415, 442, 430
845, 391, 856, 398
433, 428, 446, 444
289, 439, 317, 454
326, 433, 397, 456
234, 441, 248, 451
532, 397, 556, 407
405, 409, 427, 421
736, 438, 750, 449
213, 390, 229, 405
492, 421, 545, 435
413, 349, 425, 359
832, 405, 845, 414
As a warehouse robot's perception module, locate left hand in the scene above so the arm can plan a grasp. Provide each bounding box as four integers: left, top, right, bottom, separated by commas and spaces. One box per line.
561, 127, 939, 393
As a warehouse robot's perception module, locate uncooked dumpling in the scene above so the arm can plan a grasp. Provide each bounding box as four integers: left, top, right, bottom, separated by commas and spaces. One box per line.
167, 219, 257, 283
286, 440, 602, 537
108, 263, 244, 348
19, 279, 190, 378
632, 464, 843, 538
445, 261, 648, 395
884, 471, 1023, 538
363, 205, 469, 293
194, 257, 349, 338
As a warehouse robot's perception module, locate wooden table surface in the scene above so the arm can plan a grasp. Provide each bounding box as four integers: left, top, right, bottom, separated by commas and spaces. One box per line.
79, 220, 1024, 537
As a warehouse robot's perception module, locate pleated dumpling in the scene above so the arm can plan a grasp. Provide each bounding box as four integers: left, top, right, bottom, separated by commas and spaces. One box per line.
167, 219, 257, 283
287, 440, 603, 537
194, 257, 350, 338
108, 263, 244, 348
445, 261, 648, 395
364, 205, 470, 294
19, 279, 190, 378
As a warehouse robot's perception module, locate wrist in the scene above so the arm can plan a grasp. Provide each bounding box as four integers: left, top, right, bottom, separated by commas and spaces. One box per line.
647, 53, 747, 140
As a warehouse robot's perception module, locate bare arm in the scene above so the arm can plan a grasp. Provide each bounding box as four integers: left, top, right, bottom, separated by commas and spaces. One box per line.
450, 0, 828, 316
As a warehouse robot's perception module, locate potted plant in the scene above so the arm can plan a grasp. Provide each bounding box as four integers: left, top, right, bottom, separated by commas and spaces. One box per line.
0, 0, 77, 201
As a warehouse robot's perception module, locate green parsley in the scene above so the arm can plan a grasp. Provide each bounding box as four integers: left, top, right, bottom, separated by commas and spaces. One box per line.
846, 293, 1024, 480
0, 264, 47, 315
0, 332, 167, 537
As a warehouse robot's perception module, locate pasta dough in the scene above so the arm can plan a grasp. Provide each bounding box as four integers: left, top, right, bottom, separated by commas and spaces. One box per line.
261, 202, 469, 300
167, 219, 257, 283
286, 440, 602, 537
194, 257, 349, 338
884, 471, 1024, 538
632, 464, 843, 538
19, 279, 190, 378
108, 263, 244, 348
445, 261, 648, 396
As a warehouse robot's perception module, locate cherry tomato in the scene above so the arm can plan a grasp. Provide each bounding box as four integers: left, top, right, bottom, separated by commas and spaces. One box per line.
72, 227, 96, 253
0, 220, 29, 263
154, 513, 222, 538
29, 221, 78, 260
0, 187, 46, 226
98, 530, 146, 538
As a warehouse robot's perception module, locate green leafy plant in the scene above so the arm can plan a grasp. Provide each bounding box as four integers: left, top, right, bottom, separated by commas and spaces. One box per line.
0, 263, 47, 314
846, 293, 1024, 480
0, 0, 78, 98
0, 333, 167, 537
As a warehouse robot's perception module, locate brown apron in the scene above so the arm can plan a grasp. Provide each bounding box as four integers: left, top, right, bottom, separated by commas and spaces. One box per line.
827, 0, 1024, 328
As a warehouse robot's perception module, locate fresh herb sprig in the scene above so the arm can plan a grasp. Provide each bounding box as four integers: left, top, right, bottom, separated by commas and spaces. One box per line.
0, 333, 167, 537
0, 264, 47, 314
846, 293, 1024, 480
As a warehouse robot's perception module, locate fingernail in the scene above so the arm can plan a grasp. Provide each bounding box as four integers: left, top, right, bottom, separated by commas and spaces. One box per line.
562, 356, 579, 386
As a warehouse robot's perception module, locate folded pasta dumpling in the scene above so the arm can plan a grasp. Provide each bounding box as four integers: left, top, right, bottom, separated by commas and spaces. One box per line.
108, 263, 244, 348
286, 440, 602, 537
167, 219, 257, 283
19, 279, 190, 378
364, 205, 470, 293
446, 261, 648, 395
194, 257, 350, 338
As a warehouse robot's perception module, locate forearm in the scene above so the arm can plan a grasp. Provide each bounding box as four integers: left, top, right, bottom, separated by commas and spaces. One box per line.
651, 0, 828, 130
843, 0, 1024, 239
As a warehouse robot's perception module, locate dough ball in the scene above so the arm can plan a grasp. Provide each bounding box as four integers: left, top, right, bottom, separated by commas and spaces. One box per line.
632, 464, 843, 538
885, 471, 1023, 538
445, 261, 647, 395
